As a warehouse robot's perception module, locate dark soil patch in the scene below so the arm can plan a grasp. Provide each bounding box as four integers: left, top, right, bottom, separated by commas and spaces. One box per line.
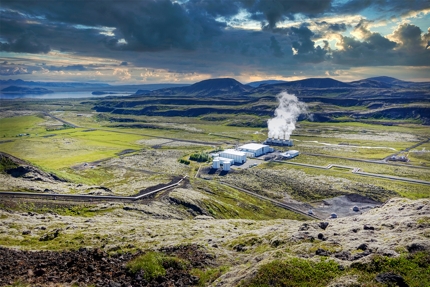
0, 244, 213, 286
135, 176, 186, 197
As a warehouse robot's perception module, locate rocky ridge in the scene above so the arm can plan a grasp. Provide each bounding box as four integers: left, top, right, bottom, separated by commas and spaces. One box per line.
0, 197, 428, 286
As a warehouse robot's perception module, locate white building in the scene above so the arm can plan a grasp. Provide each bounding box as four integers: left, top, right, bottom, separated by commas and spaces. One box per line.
238, 143, 272, 157
218, 149, 247, 164
281, 150, 300, 159
223, 161, 231, 171
212, 159, 220, 169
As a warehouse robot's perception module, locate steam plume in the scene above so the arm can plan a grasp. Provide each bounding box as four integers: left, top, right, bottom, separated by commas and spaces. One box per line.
267, 92, 307, 140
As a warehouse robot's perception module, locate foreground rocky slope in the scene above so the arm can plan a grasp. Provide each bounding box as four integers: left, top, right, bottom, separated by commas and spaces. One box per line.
0, 197, 428, 286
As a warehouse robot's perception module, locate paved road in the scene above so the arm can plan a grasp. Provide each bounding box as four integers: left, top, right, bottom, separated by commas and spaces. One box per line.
274, 160, 430, 185
383, 137, 430, 161
302, 152, 430, 170
0, 176, 187, 202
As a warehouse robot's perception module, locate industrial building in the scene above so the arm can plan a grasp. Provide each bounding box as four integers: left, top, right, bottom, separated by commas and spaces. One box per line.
219, 149, 247, 164
264, 138, 293, 146
281, 150, 300, 159
238, 143, 273, 157
212, 157, 234, 171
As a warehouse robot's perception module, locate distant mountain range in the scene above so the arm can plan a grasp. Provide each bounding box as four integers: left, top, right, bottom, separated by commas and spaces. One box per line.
0, 79, 189, 93
1, 86, 54, 94
1, 76, 429, 98
142, 76, 430, 98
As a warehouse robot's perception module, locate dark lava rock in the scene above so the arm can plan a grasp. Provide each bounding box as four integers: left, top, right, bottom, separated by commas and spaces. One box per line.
334, 251, 351, 261
363, 224, 375, 230
315, 248, 330, 256
351, 228, 360, 233
0, 244, 211, 286
357, 243, 368, 251
87, 265, 95, 272
39, 229, 61, 241
299, 223, 310, 231
351, 250, 371, 261
407, 243, 427, 253
22, 230, 31, 235
317, 233, 327, 241
233, 244, 247, 252
375, 273, 409, 287
318, 222, 329, 230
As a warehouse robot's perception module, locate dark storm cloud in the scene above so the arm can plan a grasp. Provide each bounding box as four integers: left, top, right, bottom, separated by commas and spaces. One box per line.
0, 9, 113, 55
0, 32, 50, 54
392, 23, 423, 50
1, 0, 429, 81
1, 0, 225, 52
335, 0, 430, 15
270, 36, 284, 57
185, 0, 241, 18
240, 0, 333, 28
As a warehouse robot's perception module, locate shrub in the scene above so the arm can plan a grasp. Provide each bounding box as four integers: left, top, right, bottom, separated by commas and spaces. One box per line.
178, 159, 190, 165
126, 252, 187, 281
241, 257, 341, 287
126, 252, 167, 280
189, 152, 210, 162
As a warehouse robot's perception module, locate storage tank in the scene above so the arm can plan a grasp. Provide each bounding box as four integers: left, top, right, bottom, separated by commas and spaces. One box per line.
212, 159, 220, 169
223, 162, 231, 171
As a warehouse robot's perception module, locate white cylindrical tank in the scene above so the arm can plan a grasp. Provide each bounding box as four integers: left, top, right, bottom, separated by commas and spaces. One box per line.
212, 159, 220, 169
223, 162, 230, 171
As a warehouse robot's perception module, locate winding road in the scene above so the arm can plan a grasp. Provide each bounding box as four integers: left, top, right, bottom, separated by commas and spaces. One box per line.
0, 176, 187, 202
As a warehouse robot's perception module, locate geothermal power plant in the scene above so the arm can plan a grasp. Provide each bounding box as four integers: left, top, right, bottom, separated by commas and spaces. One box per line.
211, 92, 305, 171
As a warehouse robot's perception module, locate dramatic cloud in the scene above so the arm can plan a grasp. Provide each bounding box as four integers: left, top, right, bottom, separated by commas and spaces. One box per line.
0, 0, 429, 83
241, 0, 332, 28
335, 0, 430, 16
391, 23, 424, 51
0, 32, 50, 54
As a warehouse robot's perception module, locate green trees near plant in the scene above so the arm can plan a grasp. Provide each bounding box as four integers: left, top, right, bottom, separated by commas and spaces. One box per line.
189, 152, 210, 162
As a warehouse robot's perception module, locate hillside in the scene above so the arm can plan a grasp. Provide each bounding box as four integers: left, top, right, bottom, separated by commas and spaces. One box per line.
149, 78, 252, 97
272, 77, 352, 88
0, 196, 428, 286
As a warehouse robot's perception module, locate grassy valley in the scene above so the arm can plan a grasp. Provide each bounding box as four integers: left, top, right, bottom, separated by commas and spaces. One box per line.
0, 77, 429, 286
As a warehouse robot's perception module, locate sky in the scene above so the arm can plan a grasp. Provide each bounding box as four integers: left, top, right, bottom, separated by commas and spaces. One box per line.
0, 0, 429, 84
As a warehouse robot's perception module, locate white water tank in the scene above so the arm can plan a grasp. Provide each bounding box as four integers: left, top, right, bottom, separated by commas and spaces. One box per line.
223, 162, 231, 171
212, 159, 220, 169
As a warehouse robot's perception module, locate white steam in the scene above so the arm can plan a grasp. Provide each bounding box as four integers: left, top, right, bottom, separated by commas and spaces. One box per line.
267, 92, 307, 140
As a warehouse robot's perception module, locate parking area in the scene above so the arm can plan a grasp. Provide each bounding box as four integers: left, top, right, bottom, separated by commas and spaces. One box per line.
231, 158, 262, 169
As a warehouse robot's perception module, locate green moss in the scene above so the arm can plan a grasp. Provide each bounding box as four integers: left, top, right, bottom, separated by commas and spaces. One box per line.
126, 252, 187, 281
191, 266, 230, 286
350, 252, 430, 285
244, 252, 430, 287
241, 257, 341, 287
192, 179, 309, 220
417, 216, 430, 227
